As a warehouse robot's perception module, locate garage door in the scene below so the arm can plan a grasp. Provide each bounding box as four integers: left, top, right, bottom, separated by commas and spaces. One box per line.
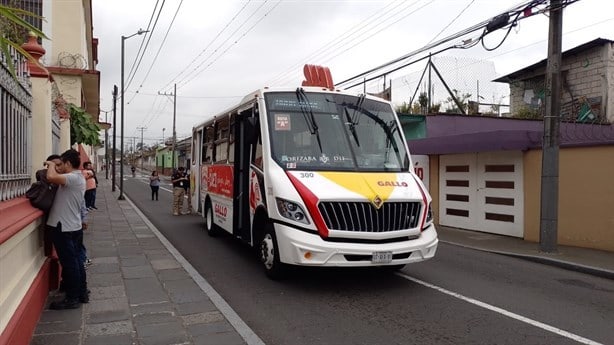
439, 151, 524, 237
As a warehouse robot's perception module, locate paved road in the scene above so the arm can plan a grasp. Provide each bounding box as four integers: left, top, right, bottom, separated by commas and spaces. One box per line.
122, 174, 614, 345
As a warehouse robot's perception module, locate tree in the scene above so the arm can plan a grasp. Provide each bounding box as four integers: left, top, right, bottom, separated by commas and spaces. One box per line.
0, 4, 48, 77
445, 89, 472, 113
395, 102, 411, 114
69, 104, 101, 146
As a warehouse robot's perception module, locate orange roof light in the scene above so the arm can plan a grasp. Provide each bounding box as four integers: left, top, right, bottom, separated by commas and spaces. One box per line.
302, 64, 334, 90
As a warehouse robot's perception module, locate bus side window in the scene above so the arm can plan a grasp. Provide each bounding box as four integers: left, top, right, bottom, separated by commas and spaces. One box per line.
228, 114, 235, 163
202, 126, 214, 164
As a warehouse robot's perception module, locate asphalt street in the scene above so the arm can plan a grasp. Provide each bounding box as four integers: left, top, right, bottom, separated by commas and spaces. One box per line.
122, 173, 614, 345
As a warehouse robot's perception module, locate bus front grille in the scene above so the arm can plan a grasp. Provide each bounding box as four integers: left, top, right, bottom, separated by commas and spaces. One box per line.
317, 201, 422, 232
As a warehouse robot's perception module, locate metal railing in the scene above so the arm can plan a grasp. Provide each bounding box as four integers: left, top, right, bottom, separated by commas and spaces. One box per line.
0, 46, 33, 202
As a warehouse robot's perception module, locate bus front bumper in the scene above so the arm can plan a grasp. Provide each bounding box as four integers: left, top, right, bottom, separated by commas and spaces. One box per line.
274, 224, 438, 267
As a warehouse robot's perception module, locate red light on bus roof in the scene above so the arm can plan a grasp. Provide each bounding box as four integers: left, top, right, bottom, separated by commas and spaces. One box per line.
302, 64, 334, 90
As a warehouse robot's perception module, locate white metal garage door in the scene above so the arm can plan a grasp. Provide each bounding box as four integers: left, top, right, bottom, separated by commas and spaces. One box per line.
439, 151, 524, 237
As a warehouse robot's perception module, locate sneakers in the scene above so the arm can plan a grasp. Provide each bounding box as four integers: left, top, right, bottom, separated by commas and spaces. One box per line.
173, 212, 179, 216
49, 298, 80, 310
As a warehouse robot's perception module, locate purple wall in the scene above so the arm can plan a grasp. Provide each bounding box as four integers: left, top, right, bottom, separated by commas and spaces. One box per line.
408, 114, 614, 155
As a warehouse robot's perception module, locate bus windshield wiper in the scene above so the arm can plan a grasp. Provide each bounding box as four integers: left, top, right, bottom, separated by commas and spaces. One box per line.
344, 108, 360, 147
296, 88, 323, 153
351, 94, 366, 126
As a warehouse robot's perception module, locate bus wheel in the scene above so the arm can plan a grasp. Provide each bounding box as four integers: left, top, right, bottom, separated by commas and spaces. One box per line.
260, 224, 286, 279
204, 201, 220, 237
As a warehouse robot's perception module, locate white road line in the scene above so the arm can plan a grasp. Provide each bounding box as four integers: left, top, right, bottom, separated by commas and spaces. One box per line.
395, 272, 602, 345
124, 193, 266, 345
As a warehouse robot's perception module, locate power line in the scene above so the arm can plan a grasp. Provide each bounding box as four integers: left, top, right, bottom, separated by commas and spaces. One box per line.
336, 0, 547, 88
126, 0, 160, 82
124, 0, 167, 92
426, 0, 475, 45
178, 0, 284, 89
173, 0, 272, 89
126, 0, 184, 106
265, 0, 415, 85
160, 0, 253, 91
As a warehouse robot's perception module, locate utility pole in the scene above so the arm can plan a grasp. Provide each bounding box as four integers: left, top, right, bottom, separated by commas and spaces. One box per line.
158, 83, 177, 170
102, 110, 110, 180
112, 85, 118, 191
137, 126, 147, 173
540, 0, 563, 253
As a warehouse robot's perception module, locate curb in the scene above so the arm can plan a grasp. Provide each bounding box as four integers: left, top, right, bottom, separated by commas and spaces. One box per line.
440, 240, 614, 281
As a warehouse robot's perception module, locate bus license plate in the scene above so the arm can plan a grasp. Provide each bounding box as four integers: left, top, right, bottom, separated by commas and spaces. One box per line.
371, 251, 393, 264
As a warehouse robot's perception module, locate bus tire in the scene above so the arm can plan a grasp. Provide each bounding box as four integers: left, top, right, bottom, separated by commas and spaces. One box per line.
204, 200, 220, 237
260, 223, 286, 280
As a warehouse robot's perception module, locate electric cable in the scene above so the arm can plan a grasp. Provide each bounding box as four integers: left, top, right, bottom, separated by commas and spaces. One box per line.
127, 0, 184, 107
172, 0, 272, 88
178, 0, 283, 89
159, 0, 253, 91
266, 0, 418, 85
124, 0, 167, 92
126, 0, 160, 83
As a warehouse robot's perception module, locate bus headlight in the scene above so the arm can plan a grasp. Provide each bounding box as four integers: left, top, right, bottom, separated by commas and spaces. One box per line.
423, 203, 433, 230
276, 198, 310, 225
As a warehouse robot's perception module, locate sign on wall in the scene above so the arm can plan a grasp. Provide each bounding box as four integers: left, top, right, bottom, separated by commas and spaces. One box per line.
411, 155, 429, 190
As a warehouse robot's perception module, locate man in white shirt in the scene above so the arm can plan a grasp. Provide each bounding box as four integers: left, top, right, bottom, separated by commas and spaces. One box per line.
45, 149, 88, 310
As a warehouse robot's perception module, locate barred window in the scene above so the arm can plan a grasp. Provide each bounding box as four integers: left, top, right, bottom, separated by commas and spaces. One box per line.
1, 46, 32, 201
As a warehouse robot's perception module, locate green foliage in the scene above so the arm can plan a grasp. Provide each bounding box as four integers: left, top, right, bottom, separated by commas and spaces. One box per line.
0, 4, 48, 78
69, 104, 101, 146
512, 107, 541, 120
428, 103, 441, 114
445, 89, 472, 113
395, 102, 411, 114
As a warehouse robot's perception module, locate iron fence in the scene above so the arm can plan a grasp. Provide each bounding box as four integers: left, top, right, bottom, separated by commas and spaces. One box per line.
0, 46, 32, 201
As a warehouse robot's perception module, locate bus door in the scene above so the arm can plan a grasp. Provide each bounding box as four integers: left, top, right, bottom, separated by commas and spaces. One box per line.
232, 105, 259, 244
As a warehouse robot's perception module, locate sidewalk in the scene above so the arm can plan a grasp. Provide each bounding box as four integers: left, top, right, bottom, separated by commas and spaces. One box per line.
29, 181, 614, 344
30, 179, 263, 345
438, 226, 614, 280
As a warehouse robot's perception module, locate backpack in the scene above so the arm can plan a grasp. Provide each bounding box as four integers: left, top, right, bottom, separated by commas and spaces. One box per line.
26, 170, 58, 213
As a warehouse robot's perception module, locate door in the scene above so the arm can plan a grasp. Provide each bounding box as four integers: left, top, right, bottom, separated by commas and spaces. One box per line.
232, 105, 258, 244
439, 151, 523, 237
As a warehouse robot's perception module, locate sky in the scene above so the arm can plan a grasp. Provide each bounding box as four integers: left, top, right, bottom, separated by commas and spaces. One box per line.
91, 0, 614, 148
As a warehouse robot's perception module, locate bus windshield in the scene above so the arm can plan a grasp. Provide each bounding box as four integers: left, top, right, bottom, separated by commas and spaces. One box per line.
265, 91, 410, 172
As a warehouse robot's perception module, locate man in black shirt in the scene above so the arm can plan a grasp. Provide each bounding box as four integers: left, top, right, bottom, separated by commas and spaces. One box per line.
171, 167, 188, 216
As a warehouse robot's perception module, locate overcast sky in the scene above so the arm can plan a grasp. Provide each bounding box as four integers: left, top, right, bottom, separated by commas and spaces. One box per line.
91, 0, 614, 146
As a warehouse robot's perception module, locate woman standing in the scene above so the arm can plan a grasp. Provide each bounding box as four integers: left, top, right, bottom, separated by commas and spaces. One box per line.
149, 171, 160, 200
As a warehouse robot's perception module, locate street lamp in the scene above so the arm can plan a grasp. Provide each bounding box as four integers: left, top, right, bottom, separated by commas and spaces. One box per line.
119, 28, 148, 200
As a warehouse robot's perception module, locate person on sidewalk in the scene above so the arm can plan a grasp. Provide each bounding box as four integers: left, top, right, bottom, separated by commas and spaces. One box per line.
45, 149, 88, 310
150, 170, 160, 201
171, 167, 188, 216
82, 161, 97, 210
83, 162, 98, 211
183, 169, 192, 214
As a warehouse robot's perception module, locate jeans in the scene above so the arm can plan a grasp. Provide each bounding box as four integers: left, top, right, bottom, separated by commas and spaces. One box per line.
150, 185, 159, 200
85, 189, 96, 208
50, 223, 87, 300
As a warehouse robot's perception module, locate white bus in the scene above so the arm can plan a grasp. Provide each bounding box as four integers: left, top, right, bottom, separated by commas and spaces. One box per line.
190, 65, 438, 278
